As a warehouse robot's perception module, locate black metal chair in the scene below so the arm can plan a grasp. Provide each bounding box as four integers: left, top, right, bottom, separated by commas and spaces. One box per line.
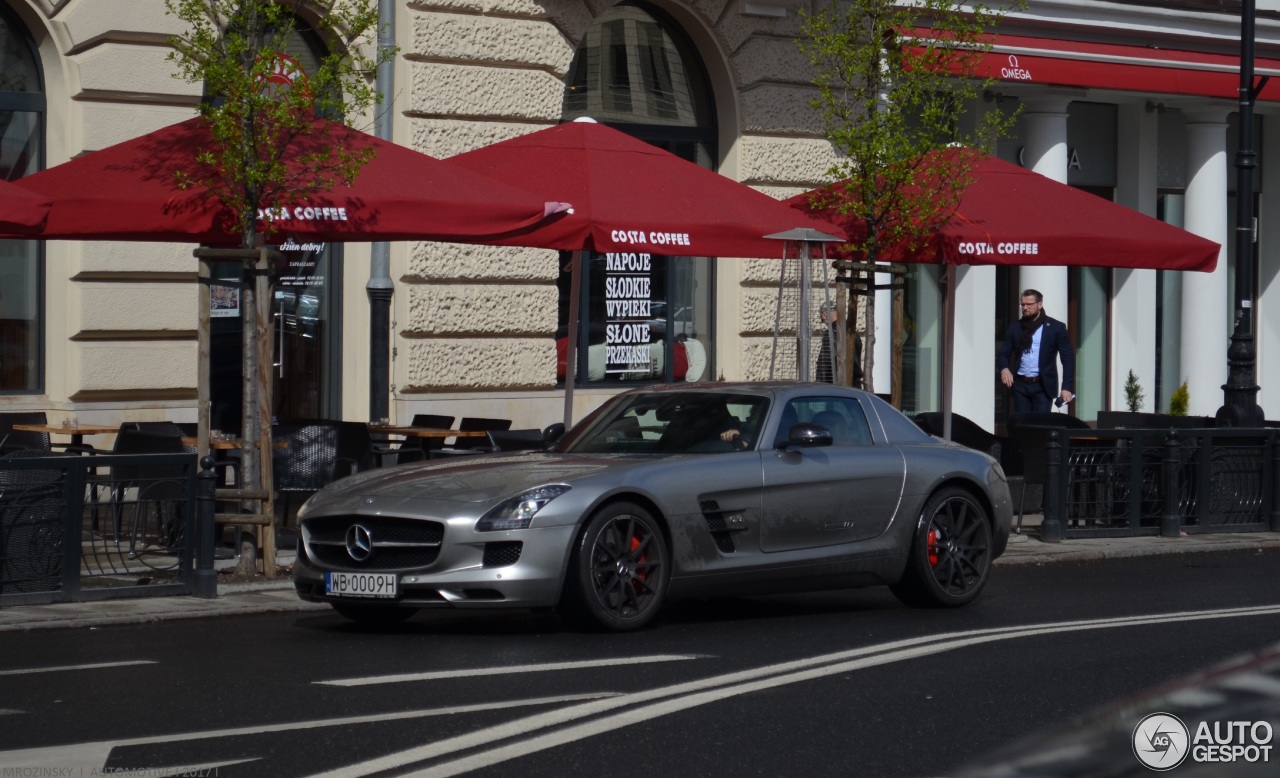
913, 411, 1004, 461
272, 421, 340, 521
0, 411, 51, 456
1003, 412, 1091, 477
455, 417, 512, 448
337, 421, 387, 473
388, 414, 455, 464
1009, 424, 1057, 535
94, 429, 190, 557
486, 429, 547, 452
0, 450, 65, 594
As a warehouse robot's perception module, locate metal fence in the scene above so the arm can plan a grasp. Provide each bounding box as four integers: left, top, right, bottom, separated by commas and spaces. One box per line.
0, 452, 199, 606
1041, 428, 1280, 540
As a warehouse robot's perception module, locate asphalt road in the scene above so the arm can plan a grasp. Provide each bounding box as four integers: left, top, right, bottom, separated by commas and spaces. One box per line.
2, 549, 1278, 777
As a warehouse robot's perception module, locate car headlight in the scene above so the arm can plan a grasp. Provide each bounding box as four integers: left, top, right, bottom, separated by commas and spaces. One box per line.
477, 485, 572, 531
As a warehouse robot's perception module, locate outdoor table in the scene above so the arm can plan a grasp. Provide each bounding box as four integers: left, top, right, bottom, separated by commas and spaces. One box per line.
368, 426, 489, 439
13, 422, 118, 449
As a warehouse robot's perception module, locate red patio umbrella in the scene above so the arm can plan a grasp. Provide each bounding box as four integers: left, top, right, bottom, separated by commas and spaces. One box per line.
786, 150, 1219, 272
787, 149, 1220, 438
8, 116, 565, 244
449, 119, 841, 258
449, 119, 843, 424
0, 179, 50, 233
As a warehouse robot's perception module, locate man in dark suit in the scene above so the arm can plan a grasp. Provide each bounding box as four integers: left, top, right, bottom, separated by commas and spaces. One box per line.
997, 289, 1076, 413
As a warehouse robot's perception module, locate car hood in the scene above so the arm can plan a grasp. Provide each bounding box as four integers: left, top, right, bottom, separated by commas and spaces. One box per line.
315, 452, 643, 504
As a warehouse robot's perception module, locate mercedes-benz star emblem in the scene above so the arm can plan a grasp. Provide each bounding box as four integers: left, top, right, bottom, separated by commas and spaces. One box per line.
346, 524, 374, 562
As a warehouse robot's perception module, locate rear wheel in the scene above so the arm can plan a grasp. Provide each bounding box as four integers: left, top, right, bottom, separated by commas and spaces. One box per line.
891, 487, 992, 608
560, 502, 669, 631
331, 603, 418, 625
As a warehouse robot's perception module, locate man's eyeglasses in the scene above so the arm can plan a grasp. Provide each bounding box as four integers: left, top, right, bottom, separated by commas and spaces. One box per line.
1021, 302, 1040, 308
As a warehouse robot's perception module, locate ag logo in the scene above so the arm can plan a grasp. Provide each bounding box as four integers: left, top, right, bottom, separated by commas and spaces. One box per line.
1133, 713, 1190, 770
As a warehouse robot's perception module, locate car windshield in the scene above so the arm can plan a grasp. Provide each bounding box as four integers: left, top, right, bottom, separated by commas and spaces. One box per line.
566, 391, 769, 454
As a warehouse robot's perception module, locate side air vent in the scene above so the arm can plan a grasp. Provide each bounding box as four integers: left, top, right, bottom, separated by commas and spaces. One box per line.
699, 500, 736, 553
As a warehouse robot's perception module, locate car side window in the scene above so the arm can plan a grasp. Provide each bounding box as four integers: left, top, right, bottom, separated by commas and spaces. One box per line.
778, 397, 873, 446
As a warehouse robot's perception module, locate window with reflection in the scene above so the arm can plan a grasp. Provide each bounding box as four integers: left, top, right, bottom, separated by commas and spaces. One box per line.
559, 2, 717, 386
0, 9, 44, 393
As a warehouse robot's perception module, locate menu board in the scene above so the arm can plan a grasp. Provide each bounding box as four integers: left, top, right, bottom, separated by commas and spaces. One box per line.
603, 252, 653, 375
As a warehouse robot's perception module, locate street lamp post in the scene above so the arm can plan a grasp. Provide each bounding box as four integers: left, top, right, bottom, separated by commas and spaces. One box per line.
1217, 0, 1267, 427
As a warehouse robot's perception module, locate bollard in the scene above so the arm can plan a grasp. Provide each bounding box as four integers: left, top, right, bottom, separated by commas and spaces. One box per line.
194, 455, 218, 598
1040, 430, 1064, 542
1161, 431, 1182, 538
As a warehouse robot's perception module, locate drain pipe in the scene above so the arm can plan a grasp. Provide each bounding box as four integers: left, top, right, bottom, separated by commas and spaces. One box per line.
368, 0, 395, 422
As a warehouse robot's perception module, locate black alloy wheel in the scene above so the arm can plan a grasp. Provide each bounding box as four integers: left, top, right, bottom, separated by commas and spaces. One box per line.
891, 486, 993, 607
562, 501, 669, 631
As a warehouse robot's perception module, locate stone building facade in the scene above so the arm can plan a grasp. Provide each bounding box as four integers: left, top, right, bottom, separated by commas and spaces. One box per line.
4, 0, 1280, 435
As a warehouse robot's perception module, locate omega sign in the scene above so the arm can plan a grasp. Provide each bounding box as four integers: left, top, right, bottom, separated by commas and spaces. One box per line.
1002, 55, 1033, 81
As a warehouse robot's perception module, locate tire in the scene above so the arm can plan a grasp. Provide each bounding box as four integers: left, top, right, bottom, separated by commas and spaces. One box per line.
331, 603, 418, 625
559, 501, 669, 631
891, 487, 993, 608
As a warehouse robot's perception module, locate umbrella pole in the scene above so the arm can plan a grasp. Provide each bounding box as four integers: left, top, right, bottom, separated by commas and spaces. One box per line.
798, 243, 812, 381
563, 250, 584, 429
942, 264, 957, 441
770, 255, 786, 380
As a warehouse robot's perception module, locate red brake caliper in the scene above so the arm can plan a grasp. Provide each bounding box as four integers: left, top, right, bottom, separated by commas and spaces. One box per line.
631, 534, 647, 592
927, 528, 940, 568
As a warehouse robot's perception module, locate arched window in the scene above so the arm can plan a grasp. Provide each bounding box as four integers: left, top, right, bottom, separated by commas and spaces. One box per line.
0, 8, 45, 393
558, 2, 718, 385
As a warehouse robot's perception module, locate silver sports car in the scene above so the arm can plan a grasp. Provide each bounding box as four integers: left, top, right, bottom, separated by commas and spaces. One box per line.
293, 383, 1012, 630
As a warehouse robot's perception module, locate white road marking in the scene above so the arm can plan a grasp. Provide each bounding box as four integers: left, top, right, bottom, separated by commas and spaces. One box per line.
316, 654, 703, 687
0, 709, 24, 716
302, 604, 1280, 778
0, 694, 615, 771
0, 660, 156, 676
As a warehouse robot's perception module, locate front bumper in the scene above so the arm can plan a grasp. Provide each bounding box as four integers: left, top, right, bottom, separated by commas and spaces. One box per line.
293, 517, 578, 610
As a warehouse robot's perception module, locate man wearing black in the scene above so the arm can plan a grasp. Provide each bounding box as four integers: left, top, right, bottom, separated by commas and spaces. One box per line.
997, 289, 1076, 413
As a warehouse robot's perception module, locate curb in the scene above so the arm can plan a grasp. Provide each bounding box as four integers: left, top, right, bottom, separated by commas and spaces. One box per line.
994, 534, 1280, 566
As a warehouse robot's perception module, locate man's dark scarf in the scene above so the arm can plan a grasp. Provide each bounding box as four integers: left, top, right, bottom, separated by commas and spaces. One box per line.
1015, 311, 1043, 362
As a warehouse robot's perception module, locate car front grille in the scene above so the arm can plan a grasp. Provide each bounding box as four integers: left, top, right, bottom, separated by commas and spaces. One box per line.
303, 516, 444, 571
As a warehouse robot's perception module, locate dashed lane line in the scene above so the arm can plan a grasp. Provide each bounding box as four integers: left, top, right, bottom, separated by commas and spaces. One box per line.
0, 660, 156, 676
315, 654, 704, 687
302, 604, 1280, 778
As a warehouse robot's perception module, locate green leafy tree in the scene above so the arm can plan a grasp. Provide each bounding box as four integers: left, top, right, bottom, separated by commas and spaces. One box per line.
163, 0, 392, 574
1169, 380, 1190, 417
165, 0, 390, 248
1124, 369, 1146, 413
799, 0, 1020, 390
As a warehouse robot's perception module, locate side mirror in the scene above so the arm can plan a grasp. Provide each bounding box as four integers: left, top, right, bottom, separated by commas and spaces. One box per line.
542, 422, 566, 447
776, 422, 833, 450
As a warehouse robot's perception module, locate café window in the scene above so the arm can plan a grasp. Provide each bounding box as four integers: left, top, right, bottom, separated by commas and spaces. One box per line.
560, 2, 717, 385
558, 251, 712, 384
0, 9, 44, 393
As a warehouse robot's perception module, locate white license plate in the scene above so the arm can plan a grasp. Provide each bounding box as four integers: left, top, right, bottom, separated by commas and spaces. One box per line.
325, 571, 398, 599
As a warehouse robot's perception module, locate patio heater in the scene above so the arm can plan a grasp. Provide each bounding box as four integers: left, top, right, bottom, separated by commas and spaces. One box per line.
1218, 0, 1267, 427
765, 228, 844, 382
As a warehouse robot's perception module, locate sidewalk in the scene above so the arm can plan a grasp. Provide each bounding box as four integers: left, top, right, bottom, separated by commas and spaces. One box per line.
2, 520, 1279, 632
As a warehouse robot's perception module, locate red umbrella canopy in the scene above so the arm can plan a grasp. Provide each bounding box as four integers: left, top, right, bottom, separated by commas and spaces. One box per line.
0, 178, 50, 233
788, 150, 1219, 272
449, 120, 842, 258
9, 116, 563, 244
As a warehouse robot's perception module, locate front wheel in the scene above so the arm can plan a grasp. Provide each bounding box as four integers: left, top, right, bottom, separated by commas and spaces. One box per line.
560, 502, 669, 631
891, 487, 993, 608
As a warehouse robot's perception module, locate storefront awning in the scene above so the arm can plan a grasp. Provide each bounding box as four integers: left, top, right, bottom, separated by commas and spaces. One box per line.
911, 30, 1280, 102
